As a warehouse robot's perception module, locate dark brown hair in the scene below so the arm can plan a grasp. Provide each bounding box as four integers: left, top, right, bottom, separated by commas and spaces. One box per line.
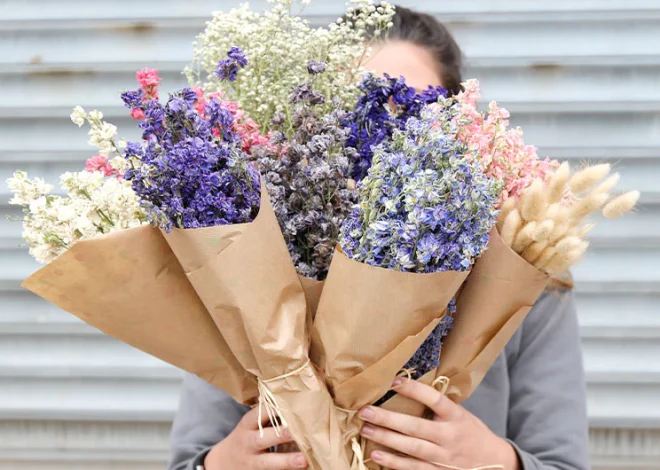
384, 5, 463, 95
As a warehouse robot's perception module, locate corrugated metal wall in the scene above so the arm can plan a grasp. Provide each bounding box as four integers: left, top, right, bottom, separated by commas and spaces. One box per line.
1, 1, 659, 468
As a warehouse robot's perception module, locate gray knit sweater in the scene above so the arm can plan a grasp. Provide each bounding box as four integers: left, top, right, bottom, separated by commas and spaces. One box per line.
167, 290, 590, 470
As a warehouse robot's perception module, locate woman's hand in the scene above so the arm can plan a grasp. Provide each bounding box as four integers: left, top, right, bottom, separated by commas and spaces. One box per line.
359, 380, 520, 470
204, 407, 308, 469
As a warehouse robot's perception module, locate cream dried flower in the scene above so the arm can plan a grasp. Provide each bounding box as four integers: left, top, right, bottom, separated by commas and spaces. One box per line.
8, 170, 146, 264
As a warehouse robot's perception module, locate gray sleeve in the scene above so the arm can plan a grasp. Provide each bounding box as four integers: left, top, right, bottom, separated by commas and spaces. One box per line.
507, 290, 590, 470
167, 373, 249, 470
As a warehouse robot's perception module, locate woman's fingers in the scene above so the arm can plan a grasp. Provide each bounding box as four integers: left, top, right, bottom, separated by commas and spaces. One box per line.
370, 450, 436, 470
241, 406, 273, 431
255, 451, 308, 469
392, 379, 462, 422
359, 405, 439, 442
248, 427, 294, 452
360, 424, 445, 463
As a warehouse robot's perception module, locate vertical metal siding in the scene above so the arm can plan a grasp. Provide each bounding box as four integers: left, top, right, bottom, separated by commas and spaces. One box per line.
1, 1, 658, 468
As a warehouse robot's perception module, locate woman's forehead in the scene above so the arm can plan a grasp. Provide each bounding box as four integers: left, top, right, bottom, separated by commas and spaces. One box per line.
365, 41, 443, 90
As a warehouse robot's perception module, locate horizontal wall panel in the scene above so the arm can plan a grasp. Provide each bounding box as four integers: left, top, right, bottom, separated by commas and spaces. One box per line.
4, 0, 660, 23
3, 65, 660, 113
3, 15, 660, 67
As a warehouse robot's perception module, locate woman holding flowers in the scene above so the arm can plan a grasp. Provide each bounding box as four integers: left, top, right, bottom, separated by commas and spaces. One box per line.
168, 5, 590, 470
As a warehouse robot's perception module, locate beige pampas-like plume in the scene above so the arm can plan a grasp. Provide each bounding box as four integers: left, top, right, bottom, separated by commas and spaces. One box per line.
496, 161, 638, 276
535, 246, 557, 270
603, 191, 641, 219
570, 192, 610, 220
568, 163, 611, 194
500, 209, 522, 247
544, 241, 590, 275
533, 220, 554, 241
497, 197, 516, 232
594, 173, 620, 194
547, 161, 571, 203
522, 241, 547, 264
520, 180, 548, 221
512, 221, 537, 253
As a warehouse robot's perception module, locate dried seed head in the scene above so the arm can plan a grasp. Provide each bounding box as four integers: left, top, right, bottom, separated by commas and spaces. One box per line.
535, 246, 557, 270
594, 173, 620, 195
546, 203, 561, 221
513, 221, 537, 253
549, 220, 571, 243
520, 179, 548, 222
533, 220, 555, 242
545, 241, 590, 274
497, 197, 517, 232
568, 163, 611, 194
523, 240, 548, 264
578, 223, 596, 238
501, 209, 522, 247
555, 236, 582, 255
570, 192, 610, 221
548, 161, 571, 203
602, 190, 640, 219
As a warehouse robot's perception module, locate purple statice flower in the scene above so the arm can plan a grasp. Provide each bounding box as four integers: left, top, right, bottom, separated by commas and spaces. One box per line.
248, 70, 357, 280
121, 87, 260, 231
307, 59, 327, 75
404, 299, 456, 379
340, 100, 501, 385
288, 83, 325, 106
120, 88, 146, 109
215, 46, 248, 82
374, 300, 456, 406
343, 74, 447, 181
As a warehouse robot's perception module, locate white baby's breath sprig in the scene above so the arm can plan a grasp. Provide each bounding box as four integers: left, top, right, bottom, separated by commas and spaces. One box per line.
7, 170, 146, 264
70, 106, 127, 164
186, 0, 395, 132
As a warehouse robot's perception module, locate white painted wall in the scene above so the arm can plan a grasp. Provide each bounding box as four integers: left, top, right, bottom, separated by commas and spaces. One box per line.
1, 1, 659, 468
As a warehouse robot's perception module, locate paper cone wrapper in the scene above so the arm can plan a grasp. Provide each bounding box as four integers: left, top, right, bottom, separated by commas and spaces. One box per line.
299, 275, 324, 335
22, 225, 257, 404
310, 249, 468, 467
299, 275, 324, 320
163, 181, 347, 469
362, 229, 550, 469
267, 361, 351, 469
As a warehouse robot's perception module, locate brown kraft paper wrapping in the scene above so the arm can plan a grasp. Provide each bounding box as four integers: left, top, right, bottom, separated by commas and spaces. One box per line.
299, 276, 324, 319
310, 249, 469, 467
299, 275, 325, 336
163, 181, 349, 470
362, 229, 550, 469
21, 225, 257, 404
